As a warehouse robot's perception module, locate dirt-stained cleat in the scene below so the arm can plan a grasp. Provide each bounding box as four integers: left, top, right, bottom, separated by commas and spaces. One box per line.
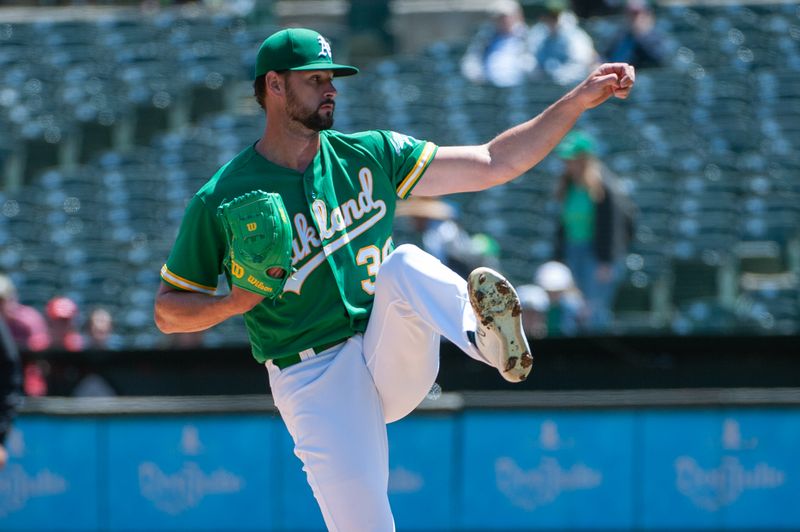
467, 267, 533, 383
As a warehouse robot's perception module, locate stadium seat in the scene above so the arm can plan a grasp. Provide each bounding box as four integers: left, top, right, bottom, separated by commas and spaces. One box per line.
669, 250, 737, 309
611, 268, 670, 333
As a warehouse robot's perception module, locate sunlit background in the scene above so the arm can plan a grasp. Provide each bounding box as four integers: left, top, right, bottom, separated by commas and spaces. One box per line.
0, 0, 798, 530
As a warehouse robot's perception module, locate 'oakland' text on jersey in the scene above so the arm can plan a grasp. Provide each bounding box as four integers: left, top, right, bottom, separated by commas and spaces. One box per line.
160, 129, 437, 362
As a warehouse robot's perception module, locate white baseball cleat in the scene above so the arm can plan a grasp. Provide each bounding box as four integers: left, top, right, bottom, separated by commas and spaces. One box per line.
467, 267, 533, 383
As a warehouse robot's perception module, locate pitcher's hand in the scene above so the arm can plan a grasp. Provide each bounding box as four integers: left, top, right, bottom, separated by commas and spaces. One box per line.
572, 63, 635, 110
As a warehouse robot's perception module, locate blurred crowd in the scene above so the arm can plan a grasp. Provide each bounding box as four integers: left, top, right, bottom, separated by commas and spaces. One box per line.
395, 127, 635, 340
0, 271, 208, 397
452, 0, 650, 336
461, 0, 671, 87
0, 274, 121, 355
0, 274, 115, 396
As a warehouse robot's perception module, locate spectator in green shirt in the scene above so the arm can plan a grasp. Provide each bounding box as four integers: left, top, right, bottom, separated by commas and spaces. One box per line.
553, 130, 635, 331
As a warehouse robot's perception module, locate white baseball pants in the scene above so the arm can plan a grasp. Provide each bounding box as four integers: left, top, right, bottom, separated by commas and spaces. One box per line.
265, 244, 496, 532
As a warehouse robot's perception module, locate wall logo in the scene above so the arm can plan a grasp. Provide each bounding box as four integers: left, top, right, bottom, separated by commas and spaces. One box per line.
494, 420, 601, 511
138, 462, 243, 515
137, 425, 244, 515
181, 425, 203, 456
495, 457, 602, 511
0, 429, 68, 517
674, 418, 786, 511
538, 420, 572, 451
721, 418, 757, 451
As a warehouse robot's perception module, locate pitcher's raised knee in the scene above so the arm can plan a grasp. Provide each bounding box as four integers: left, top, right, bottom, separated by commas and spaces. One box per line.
383, 243, 420, 268
376, 244, 422, 283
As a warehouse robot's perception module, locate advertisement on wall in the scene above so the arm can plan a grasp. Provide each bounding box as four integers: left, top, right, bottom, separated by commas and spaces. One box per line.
1, 408, 798, 530
458, 411, 635, 530
0, 417, 99, 531
642, 409, 800, 529
105, 415, 279, 531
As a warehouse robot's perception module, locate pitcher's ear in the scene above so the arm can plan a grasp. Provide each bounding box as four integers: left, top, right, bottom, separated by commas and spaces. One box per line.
266, 71, 285, 96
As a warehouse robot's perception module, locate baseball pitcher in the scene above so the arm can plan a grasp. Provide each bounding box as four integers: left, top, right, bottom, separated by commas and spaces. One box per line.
154, 28, 634, 531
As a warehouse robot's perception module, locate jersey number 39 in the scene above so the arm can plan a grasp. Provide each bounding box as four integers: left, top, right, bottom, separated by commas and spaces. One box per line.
356, 237, 394, 295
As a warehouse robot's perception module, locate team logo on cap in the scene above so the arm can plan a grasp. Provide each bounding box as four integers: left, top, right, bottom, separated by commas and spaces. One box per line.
317, 35, 332, 59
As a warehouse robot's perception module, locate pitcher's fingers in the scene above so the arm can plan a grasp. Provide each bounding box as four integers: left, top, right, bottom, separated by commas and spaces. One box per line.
620, 64, 636, 86
613, 87, 632, 99
593, 72, 621, 88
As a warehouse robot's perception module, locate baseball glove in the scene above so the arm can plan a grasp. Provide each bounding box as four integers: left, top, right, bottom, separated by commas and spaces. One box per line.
217, 190, 294, 298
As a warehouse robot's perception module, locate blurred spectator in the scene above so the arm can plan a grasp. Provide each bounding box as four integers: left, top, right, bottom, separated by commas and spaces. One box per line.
45, 296, 85, 352
528, 0, 598, 85
0, 275, 51, 397
23, 362, 48, 398
0, 274, 51, 352
394, 197, 501, 278
75, 307, 120, 396
604, 0, 671, 68
553, 131, 635, 331
0, 318, 22, 470
516, 284, 550, 339
535, 261, 587, 336
461, 0, 535, 87
86, 307, 123, 350
72, 373, 117, 398
48, 301, 119, 396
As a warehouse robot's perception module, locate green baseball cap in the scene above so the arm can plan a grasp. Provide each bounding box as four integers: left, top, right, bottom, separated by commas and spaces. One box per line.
254, 28, 359, 78
555, 130, 597, 160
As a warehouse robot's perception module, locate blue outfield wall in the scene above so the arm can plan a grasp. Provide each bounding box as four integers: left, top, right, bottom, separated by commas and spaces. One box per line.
1, 409, 799, 531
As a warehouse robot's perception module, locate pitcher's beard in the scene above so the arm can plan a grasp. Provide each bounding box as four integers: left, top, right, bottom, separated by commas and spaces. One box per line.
286, 91, 334, 131
296, 110, 334, 131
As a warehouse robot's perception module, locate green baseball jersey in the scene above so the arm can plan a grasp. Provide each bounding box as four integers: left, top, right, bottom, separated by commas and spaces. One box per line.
161, 129, 438, 363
